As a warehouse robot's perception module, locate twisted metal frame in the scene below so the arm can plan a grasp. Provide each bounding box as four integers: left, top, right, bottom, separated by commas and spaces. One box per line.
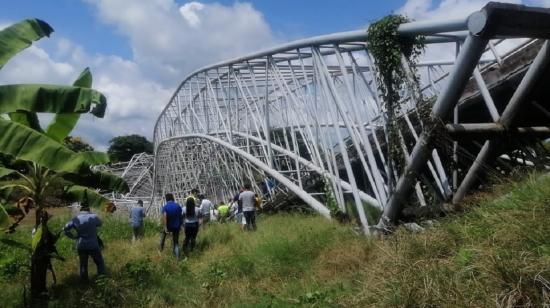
152, 3, 550, 233
100, 153, 154, 213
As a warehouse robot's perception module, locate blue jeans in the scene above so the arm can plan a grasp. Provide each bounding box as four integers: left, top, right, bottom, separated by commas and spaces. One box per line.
78, 249, 105, 280
159, 229, 180, 258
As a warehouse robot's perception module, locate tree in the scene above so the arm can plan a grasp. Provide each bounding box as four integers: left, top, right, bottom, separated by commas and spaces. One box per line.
108, 134, 153, 163
0, 19, 128, 302
63, 136, 95, 152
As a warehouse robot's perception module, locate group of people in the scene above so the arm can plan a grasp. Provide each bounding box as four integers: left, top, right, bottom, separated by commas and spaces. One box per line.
159, 184, 260, 258
61, 183, 261, 280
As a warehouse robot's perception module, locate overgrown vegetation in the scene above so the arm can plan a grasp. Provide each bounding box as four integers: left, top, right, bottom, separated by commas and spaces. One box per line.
366, 15, 425, 182
0, 18, 127, 301
1, 172, 549, 307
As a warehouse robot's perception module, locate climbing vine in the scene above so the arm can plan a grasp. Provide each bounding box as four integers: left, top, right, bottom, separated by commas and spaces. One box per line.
366, 15, 425, 185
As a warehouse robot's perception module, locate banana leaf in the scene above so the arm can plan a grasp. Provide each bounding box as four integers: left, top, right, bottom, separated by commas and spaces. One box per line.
63, 185, 111, 209
46, 68, 92, 142
0, 84, 106, 117
0, 118, 99, 174
0, 186, 13, 203
31, 225, 42, 251
0, 166, 16, 179
8, 111, 42, 132
0, 203, 9, 228
62, 170, 129, 193
77, 151, 110, 165
0, 19, 53, 69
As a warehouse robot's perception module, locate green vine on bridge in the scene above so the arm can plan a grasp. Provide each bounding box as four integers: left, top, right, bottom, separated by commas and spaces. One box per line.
366, 15, 425, 184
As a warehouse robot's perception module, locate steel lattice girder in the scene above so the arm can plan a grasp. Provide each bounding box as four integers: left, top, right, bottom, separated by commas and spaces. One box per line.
100, 153, 155, 214
152, 2, 550, 233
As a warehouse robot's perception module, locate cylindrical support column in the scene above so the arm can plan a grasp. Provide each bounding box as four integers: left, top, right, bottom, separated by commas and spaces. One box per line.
377, 33, 489, 229
264, 58, 274, 169
453, 41, 550, 204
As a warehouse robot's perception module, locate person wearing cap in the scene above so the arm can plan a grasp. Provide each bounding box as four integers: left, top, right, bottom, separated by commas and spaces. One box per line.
63, 199, 105, 280
130, 200, 146, 241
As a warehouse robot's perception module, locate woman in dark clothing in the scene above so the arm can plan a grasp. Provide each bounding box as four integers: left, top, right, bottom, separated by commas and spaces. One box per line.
183, 197, 200, 253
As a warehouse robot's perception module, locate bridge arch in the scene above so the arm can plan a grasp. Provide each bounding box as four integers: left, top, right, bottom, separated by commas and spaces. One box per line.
152, 3, 550, 233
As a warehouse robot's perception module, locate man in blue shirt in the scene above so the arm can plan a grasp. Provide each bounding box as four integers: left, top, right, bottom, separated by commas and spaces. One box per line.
130, 200, 146, 241
159, 193, 183, 258
63, 201, 105, 280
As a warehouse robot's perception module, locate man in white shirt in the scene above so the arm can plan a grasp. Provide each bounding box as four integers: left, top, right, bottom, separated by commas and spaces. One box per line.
238, 183, 257, 231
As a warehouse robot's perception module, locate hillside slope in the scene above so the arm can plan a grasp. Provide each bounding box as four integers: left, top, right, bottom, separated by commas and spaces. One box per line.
1, 174, 549, 307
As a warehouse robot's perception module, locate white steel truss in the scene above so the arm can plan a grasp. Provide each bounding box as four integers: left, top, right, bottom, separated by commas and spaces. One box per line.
152, 3, 550, 233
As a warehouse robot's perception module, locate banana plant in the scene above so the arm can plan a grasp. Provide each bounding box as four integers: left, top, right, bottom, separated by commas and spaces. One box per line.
0, 18, 129, 299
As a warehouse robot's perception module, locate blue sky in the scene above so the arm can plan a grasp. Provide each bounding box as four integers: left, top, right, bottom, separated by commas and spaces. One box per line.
0, 1, 407, 59
0, 0, 542, 150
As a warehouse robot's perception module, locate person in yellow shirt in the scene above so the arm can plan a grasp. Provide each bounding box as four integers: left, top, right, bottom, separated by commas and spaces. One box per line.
217, 202, 230, 223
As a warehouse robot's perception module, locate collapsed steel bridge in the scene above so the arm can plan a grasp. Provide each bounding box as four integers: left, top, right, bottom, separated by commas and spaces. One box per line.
150, 2, 550, 233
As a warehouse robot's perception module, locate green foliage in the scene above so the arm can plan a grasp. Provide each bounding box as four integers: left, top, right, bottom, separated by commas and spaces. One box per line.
121, 258, 155, 286
107, 134, 153, 163
295, 290, 334, 305
46, 68, 92, 142
63, 136, 94, 153
366, 15, 425, 177
0, 84, 106, 116
0, 19, 53, 69
0, 18, 129, 300
1, 173, 549, 307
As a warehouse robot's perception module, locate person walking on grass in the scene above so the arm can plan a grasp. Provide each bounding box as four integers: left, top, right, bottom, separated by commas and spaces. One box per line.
199, 194, 213, 226
159, 193, 183, 258
183, 196, 201, 253
63, 200, 105, 281
130, 200, 146, 242
233, 189, 245, 230
239, 183, 257, 231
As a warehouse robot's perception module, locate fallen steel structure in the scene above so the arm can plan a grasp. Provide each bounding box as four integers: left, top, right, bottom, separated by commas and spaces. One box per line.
100, 153, 155, 214
151, 2, 550, 233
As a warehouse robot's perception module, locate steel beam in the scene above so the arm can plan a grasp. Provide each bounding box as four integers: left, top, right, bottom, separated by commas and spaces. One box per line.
157, 134, 332, 218
376, 31, 488, 229
453, 41, 550, 204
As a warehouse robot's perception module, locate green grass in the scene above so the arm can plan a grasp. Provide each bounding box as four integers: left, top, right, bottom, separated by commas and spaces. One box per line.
1, 173, 549, 307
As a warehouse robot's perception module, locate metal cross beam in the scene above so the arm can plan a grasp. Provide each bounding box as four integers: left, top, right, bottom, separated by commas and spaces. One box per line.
151, 2, 550, 233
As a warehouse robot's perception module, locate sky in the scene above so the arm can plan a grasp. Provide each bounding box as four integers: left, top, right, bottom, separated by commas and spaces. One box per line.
0, 0, 548, 151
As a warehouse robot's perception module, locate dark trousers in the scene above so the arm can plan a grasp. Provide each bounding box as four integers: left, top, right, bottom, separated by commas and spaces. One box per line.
183, 222, 199, 253
78, 249, 105, 280
243, 211, 256, 231
159, 229, 180, 258
132, 225, 144, 240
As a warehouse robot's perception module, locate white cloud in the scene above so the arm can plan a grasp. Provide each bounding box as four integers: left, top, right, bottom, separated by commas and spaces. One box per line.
179, 2, 204, 28
399, 0, 522, 20
84, 0, 277, 86
0, 1, 278, 151
0, 39, 171, 151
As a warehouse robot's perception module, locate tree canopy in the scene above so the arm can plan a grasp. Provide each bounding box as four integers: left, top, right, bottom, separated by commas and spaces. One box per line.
107, 134, 153, 163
